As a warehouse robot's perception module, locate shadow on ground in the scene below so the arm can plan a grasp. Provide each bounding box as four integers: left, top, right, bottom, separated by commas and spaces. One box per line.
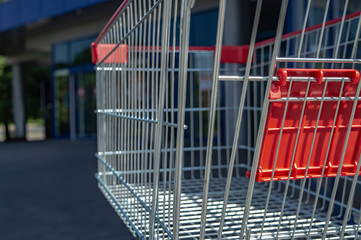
0, 140, 134, 240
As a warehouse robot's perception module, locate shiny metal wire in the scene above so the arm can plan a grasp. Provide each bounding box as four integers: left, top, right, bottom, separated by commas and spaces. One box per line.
94, 0, 361, 239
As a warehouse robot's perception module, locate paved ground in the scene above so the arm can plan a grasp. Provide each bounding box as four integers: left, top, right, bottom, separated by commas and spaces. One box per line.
0, 123, 45, 142
0, 140, 134, 240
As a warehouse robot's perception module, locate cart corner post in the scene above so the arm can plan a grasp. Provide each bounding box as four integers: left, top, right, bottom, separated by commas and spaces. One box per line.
149, 0, 172, 239
199, 0, 227, 239
173, 0, 197, 239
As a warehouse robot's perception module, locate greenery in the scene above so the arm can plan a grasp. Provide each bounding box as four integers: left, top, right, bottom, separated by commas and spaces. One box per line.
73, 47, 92, 65
25, 64, 50, 120
0, 58, 50, 141
27, 118, 44, 125
0, 56, 12, 140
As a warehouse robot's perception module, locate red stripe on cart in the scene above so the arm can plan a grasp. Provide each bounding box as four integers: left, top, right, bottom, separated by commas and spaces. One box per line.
255, 11, 361, 47
92, 44, 249, 64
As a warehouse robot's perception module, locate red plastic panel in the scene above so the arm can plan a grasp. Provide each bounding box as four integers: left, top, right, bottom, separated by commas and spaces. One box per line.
91, 43, 128, 64
248, 68, 361, 182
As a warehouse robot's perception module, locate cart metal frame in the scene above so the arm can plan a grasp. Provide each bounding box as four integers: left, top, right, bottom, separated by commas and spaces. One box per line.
93, 0, 361, 239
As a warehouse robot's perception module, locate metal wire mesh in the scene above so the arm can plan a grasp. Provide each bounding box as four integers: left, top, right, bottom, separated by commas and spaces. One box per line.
94, 0, 361, 239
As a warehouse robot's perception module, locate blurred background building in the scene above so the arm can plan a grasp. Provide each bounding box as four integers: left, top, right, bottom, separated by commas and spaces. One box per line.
0, 0, 360, 142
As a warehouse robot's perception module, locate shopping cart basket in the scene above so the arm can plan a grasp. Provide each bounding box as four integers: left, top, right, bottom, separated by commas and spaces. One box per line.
93, 0, 361, 239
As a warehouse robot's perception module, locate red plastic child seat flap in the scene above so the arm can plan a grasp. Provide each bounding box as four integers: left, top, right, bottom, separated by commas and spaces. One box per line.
247, 68, 361, 182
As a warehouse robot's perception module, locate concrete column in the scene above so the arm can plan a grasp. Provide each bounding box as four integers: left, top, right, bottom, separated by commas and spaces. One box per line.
223, 0, 250, 46
12, 63, 26, 140
69, 73, 76, 142
223, 0, 247, 145
288, 1, 305, 32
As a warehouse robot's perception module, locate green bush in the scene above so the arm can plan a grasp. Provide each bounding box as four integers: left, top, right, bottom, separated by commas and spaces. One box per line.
0, 56, 12, 140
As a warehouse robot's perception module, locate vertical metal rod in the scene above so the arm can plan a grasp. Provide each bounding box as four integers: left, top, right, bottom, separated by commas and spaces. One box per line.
146, 0, 153, 221
339, 14, 361, 240
276, 37, 289, 194
340, 19, 361, 237
225, 71, 231, 175
140, 0, 147, 233
340, 19, 352, 69
216, 88, 222, 178
114, 17, 121, 230
340, 168, 361, 238
290, 80, 328, 239
304, 3, 335, 233
156, 0, 162, 235
322, 0, 356, 237
351, 14, 361, 69
199, 0, 226, 239
173, 1, 196, 238
130, 2, 136, 220
125, 6, 131, 213
239, 0, 289, 238
273, 1, 312, 232
333, 0, 349, 59
151, 2, 162, 237
233, 68, 240, 178
306, 81, 345, 238
190, 55, 195, 179
199, 62, 205, 179
159, 0, 171, 234
119, 14, 126, 220
336, 176, 348, 219
297, 0, 312, 58
168, 0, 178, 235
246, 82, 251, 168
266, 76, 308, 236
322, 80, 361, 239
316, 0, 330, 58
267, 79, 296, 239
217, 0, 263, 238
133, 1, 140, 227
149, 0, 171, 238
355, 203, 361, 239
136, 0, 144, 231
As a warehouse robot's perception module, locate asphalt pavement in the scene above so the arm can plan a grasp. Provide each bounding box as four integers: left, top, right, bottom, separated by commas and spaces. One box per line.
0, 140, 134, 240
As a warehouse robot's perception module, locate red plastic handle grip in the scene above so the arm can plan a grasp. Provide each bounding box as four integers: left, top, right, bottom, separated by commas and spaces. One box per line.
322, 69, 360, 83
277, 68, 323, 85
276, 68, 360, 86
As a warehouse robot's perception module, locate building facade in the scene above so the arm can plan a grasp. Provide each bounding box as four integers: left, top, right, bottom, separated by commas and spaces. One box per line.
0, 0, 360, 140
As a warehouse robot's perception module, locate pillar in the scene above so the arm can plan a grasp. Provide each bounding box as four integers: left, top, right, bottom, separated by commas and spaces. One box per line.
12, 63, 26, 140
223, 0, 247, 146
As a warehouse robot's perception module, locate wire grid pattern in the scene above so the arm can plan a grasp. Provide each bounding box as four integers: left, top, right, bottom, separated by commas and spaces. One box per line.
94, 0, 361, 239
229, 5, 361, 238
212, 1, 361, 239
97, 174, 360, 239
238, 3, 361, 219
252, 12, 361, 75
95, 0, 182, 238
199, 0, 361, 239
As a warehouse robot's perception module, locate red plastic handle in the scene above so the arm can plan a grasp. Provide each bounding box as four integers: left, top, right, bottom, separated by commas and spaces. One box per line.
322, 69, 360, 83
276, 68, 360, 86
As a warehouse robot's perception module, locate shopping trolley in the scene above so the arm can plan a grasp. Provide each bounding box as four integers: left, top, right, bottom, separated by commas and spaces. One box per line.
93, 0, 361, 239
